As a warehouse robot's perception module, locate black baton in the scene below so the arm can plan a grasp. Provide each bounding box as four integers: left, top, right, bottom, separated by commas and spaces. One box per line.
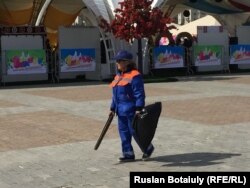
94, 112, 114, 150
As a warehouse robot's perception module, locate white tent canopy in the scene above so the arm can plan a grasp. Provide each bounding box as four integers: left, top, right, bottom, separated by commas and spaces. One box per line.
171, 15, 221, 37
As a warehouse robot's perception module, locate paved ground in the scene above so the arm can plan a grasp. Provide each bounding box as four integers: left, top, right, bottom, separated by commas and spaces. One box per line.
0, 73, 249, 188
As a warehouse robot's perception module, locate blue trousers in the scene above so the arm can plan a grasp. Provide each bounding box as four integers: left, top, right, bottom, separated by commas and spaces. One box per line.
118, 115, 154, 157
118, 115, 135, 157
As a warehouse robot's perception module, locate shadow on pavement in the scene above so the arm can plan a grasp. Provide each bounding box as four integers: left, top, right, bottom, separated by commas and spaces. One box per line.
150, 152, 241, 167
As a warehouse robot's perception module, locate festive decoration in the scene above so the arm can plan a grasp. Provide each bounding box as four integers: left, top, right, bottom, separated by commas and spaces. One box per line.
99, 0, 176, 73
99, 0, 174, 43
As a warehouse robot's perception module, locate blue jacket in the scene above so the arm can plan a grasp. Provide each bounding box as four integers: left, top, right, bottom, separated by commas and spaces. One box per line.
110, 69, 145, 116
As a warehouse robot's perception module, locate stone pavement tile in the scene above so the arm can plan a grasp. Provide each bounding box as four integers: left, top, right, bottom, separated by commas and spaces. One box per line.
24, 86, 112, 102
0, 111, 118, 152
0, 181, 11, 188
0, 100, 24, 108
161, 96, 250, 125
0, 76, 249, 188
23, 85, 195, 103
217, 76, 250, 85
145, 85, 196, 96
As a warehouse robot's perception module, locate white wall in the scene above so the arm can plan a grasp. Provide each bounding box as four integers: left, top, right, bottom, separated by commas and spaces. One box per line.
58, 26, 101, 80
237, 26, 250, 44
1, 35, 47, 83
196, 26, 229, 72
1, 35, 43, 50
237, 26, 250, 69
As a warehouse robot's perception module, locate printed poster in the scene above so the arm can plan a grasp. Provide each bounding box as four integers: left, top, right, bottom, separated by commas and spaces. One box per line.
230, 45, 250, 64
60, 48, 96, 72
153, 46, 184, 68
194, 45, 223, 66
6, 49, 46, 75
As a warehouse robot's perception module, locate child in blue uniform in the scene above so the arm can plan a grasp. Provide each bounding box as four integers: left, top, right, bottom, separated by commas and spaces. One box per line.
110, 50, 154, 162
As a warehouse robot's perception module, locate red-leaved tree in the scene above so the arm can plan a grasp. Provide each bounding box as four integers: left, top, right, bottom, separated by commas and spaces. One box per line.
99, 0, 176, 73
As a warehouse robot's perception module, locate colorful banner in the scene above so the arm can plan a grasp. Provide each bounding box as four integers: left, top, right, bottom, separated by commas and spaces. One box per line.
230, 45, 250, 64
6, 49, 46, 75
194, 45, 223, 66
153, 46, 184, 69
60, 48, 96, 72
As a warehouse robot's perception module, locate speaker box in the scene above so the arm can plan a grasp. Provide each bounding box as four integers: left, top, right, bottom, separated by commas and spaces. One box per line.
229, 37, 238, 45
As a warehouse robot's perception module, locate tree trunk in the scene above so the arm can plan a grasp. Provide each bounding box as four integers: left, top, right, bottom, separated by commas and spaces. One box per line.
137, 38, 143, 74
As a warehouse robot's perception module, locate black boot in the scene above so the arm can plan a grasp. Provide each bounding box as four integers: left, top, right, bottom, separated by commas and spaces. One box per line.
118, 155, 135, 162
